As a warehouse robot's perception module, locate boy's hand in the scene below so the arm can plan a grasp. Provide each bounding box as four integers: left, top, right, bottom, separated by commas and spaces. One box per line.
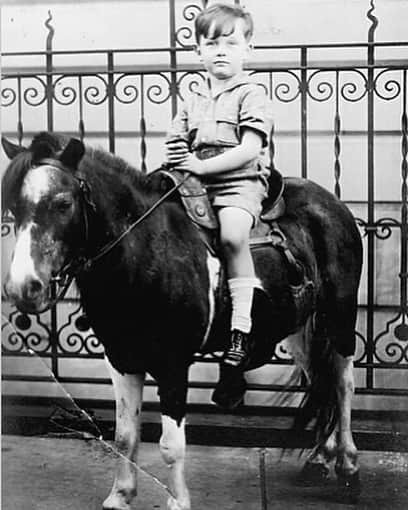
174, 153, 206, 176
165, 139, 189, 165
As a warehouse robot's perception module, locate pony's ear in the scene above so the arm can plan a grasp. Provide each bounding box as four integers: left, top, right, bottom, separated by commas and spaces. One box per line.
1, 137, 26, 160
59, 138, 85, 171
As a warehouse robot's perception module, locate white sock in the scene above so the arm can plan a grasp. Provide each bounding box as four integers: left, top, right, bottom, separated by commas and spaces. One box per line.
228, 277, 262, 334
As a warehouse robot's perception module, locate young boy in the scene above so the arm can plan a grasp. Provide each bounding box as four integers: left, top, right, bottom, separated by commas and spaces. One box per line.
166, 3, 273, 404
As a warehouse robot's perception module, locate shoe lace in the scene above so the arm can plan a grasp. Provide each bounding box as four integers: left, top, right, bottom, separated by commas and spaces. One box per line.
231, 331, 244, 351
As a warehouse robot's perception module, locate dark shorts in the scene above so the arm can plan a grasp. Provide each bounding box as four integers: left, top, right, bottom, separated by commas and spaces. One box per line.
206, 178, 268, 224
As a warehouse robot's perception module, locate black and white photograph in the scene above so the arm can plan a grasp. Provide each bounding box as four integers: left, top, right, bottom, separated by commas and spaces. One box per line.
1, 1, 407, 508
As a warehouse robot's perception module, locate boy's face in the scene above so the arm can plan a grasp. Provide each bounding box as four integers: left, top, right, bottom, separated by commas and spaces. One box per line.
197, 19, 251, 81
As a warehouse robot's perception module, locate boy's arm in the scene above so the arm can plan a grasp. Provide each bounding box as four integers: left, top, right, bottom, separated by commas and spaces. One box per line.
174, 129, 263, 176
165, 101, 191, 165
166, 100, 189, 143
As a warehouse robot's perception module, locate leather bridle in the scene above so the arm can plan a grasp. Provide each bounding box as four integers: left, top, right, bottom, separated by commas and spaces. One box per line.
32, 159, 188, 311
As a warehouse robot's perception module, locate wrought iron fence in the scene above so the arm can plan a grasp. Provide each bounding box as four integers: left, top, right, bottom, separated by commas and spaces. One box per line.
2, 0, 407, 404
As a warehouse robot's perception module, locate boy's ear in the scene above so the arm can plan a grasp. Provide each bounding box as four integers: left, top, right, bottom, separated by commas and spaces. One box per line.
244, 42, 253, 61
195, 45, 203, 62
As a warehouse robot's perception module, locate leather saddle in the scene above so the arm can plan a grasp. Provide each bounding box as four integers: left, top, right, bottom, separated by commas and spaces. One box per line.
157, 167, 314, 322
159, 167, 286, 231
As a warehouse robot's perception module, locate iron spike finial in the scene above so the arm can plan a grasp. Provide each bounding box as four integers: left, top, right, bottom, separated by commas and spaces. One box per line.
45, 10, 55, 52
367, 0, 378, 43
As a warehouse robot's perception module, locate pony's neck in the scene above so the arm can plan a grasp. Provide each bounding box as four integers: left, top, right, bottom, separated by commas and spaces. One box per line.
80, 149, 160, 250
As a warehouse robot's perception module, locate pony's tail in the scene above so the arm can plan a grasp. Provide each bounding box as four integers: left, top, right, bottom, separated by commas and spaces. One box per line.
293, 313, 338, 447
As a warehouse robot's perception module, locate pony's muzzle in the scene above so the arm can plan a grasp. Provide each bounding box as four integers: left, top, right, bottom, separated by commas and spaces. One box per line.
22, 277, 45, 302
4, 274, 47, 314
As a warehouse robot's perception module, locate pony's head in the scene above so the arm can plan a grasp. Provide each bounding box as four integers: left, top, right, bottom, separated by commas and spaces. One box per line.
2, 133, 86, 313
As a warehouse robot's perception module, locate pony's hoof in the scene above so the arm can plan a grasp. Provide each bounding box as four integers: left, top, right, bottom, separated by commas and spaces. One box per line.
167, 496, 191, 510
102, 493, 133, 510
337, 471, 361, 502
299, 461, 330, 485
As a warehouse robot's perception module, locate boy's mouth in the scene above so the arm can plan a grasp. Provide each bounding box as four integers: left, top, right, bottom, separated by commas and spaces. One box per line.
214, 61, 229, 65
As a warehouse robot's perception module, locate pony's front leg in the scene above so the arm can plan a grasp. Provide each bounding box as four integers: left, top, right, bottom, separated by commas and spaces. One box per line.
160, 415, 190, 510
103, 357, 145, 510
158, 372, 191, 510
334, 352, 360, 498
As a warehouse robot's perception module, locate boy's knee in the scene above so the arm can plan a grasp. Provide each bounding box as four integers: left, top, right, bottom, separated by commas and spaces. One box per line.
220, 232, 247, 255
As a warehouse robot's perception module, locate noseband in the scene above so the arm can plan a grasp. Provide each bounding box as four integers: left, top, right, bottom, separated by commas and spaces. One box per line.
33, 158, 189, 310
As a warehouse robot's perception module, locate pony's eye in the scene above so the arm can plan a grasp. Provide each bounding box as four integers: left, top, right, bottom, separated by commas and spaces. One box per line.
53, 198, 72, 213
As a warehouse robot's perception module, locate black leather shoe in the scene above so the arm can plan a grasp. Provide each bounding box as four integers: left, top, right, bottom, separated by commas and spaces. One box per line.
222, 329, 251, 368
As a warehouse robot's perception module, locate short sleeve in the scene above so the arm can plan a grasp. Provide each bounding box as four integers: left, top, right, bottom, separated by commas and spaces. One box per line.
238, 85, 273, 147
166, 100, 190, 144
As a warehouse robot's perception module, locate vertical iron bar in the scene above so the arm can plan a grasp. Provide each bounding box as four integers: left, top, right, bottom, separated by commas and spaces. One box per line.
17, 77, 23, 145
107, 51, 115, 153
169, 0, 178, 117
334, 71, 341, 198
268, 72, 276, 171
140, 75, 147, 172
300, 47, 308, 178
50, 282, 59, 379
78, 75, 85, 141
45, 11, 54, 132
45, 10, 58, 378
366, 0, 378, 390
400, 70, 408, 322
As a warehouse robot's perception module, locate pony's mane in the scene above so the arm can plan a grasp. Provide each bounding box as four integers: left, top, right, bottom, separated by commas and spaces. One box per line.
2, 132, 160, 215
83, 143, 153, 191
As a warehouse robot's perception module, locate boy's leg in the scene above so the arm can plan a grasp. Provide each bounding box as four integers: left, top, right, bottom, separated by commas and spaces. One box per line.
218, 207, 260, 367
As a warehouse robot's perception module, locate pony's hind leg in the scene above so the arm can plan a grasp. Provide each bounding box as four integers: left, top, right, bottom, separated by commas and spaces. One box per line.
286, 319, 338, 483
333, 351, 360, 498
327, 293, 360, 498
103, 357, 145, 510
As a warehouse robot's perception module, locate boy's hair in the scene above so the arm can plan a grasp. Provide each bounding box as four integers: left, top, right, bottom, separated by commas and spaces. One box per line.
194, 3, 254, 44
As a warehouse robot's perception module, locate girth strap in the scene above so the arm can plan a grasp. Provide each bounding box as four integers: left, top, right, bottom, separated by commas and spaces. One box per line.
250, 221, 303, 283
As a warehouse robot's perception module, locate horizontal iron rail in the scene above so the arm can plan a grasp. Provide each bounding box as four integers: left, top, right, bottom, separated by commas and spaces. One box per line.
0, 131, 406, 143
3, 348, 408, 368
2, 60, 407, 79
4, 394, 408, 420
3, 374, 407, 396
2, 40, 407, 57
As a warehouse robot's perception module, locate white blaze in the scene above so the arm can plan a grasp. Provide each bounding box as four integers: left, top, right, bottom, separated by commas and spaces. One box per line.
8, 166, 54, 289
22, 166, 54, 203
9, 222, 38, 286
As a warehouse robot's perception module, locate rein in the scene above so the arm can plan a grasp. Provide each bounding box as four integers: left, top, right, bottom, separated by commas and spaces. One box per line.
37, 159, 189, 308
81, 170, 189, 269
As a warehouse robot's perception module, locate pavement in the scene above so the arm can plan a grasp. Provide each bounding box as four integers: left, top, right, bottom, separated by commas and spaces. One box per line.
2, 434, 408, 510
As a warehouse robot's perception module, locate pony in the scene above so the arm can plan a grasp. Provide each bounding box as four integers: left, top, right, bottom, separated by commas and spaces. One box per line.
2, 132, 363, 510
